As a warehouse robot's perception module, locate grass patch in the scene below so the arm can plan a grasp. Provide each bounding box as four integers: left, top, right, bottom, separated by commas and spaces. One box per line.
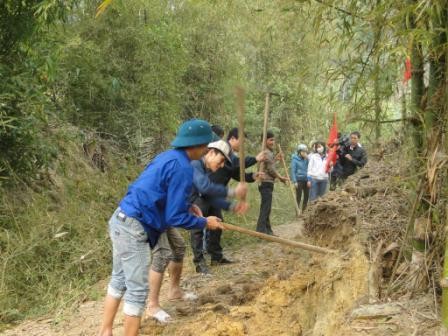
0, 127, 140, 325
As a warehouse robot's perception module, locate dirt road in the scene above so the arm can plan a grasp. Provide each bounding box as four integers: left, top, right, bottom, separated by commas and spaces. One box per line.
3, 157, 441, 335
2, 222, 308, 336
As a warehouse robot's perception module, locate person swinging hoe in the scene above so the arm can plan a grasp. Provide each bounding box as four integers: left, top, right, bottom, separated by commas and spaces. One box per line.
98, 119, 223, 336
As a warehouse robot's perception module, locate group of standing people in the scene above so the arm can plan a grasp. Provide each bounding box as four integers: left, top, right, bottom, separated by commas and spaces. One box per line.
290, 131, 368, 212
98, 119, 367, 336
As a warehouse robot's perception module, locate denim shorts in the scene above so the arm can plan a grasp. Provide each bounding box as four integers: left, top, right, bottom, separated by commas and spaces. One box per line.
151, 228, 186, 273
107, 208, 150, 317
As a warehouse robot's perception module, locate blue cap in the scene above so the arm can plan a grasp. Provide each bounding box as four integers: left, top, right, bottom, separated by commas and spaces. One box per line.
171, 119, 213, 148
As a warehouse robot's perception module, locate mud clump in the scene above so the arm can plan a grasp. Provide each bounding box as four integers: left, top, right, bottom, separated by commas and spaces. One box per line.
216, 284, 233, 295
198, 294, 217, 305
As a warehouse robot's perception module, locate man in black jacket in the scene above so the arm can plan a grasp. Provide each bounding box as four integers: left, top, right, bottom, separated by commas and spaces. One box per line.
339, 131, 367, 179
206, 127, 266, 267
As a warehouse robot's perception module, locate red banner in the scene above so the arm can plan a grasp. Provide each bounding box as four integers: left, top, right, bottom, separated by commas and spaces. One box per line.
403, 56, 412, 84
325, 113, 338, 173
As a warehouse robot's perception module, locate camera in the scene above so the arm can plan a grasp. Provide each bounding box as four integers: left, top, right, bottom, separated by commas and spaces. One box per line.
338, 135, 350, 147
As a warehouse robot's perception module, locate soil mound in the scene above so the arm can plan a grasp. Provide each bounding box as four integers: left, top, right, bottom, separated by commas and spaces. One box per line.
171, 154, 439, 336
303, 158, 407, 252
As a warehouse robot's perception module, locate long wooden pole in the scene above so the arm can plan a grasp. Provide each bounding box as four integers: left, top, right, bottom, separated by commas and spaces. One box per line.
278, 144, 301, 217
223, 222, 336, 254
259, 92, 270, 174
236, 87, 246, 184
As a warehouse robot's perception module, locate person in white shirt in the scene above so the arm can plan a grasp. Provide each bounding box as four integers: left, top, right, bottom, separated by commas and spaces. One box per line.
307, 141, 329, 201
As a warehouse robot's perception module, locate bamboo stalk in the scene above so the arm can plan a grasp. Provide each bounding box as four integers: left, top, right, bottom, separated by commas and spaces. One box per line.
223, 222, 336, 254
278, 144, 301, 217
441, 205, 448, 332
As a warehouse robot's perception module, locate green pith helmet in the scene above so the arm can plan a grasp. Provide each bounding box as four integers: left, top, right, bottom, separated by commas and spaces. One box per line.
171, 119, 213, 148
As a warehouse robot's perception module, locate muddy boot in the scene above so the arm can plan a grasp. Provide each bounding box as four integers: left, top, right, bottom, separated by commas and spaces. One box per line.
211, 257, 234, 266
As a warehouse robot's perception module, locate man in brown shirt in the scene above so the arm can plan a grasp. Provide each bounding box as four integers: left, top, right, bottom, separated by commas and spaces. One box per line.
256, 130, 288, 235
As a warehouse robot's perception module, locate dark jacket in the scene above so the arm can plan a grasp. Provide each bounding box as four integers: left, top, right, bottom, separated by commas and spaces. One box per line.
209, 152, 257, 186
190, 159, 233, 213
290, 154, 308, 182
339, 145, 367, 177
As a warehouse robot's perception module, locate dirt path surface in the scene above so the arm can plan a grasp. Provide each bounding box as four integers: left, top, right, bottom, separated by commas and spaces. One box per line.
2, 220, 438, 336
2, 157, 442, 335
2, 222, 306, 336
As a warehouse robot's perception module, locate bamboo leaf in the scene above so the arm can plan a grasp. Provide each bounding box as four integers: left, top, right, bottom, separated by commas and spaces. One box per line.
96, 0, 114, 19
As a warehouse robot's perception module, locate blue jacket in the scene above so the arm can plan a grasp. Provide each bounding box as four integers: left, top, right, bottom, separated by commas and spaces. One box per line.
119, 149, 207, 247
191, 159, 232, 212
290, 153, 309, 183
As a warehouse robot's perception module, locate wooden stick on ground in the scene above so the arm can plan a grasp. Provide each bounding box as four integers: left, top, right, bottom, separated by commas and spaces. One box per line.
278, 144, 301, 217
223, 222, 336, 254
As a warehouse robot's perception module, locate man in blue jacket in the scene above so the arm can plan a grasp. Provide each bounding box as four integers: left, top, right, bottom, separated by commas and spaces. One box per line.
99, 119, 223, 336
290, 144, 310, 212
146, 139, 247, 322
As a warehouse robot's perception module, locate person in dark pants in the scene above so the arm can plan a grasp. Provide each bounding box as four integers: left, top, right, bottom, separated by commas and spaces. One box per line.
189, 140, 249, 274
290, 144, 310, 212
256, 131, 288, 235
207, 127, 266, 266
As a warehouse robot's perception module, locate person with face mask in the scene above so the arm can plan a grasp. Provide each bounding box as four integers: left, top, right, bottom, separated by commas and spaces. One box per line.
307, 141, 329, 201
290, 144, 310, 212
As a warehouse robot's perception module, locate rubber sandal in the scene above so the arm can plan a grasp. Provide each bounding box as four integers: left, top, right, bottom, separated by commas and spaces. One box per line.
182, 292, 198, 301
150, 309, 172, 324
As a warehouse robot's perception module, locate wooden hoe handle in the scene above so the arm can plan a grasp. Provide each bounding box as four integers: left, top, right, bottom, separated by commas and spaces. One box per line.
222, 222, 336, 255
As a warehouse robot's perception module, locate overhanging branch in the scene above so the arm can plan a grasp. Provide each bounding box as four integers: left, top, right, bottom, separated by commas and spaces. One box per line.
311, 0, 364, 20
355, 117, 414, 124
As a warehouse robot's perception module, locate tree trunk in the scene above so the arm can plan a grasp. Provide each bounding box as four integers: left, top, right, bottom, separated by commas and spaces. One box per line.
410, 41, 425, 153
442, 208, 448, 333
374, 67, 381, 143
401, 85, 407, 135
373, 0, 382, 144
408, 0, 426, 154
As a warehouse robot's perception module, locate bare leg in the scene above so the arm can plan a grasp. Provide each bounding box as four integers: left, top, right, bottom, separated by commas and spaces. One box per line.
124, 315, 141, 336
98, 295, 121, 336
147, 269, 164, 316
167, 261, 183, 300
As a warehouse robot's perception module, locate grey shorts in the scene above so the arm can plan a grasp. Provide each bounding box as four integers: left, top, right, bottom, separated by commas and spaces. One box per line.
107, 208, 150, 317
151, 228, 186, 273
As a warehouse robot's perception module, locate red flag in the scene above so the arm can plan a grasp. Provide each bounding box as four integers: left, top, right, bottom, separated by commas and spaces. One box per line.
403, 56, 411, 84
326, 113, 338, 147
325, 113, 338, 173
